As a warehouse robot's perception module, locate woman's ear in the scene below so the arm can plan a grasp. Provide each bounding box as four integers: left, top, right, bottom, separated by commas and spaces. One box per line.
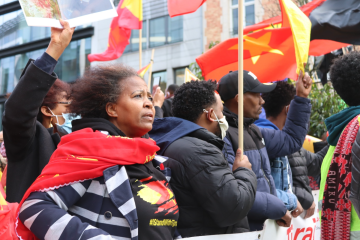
40, 106, 53, 117
106, 102, 118, 118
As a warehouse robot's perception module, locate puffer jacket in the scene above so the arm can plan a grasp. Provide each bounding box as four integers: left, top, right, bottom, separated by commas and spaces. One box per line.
287, 146, 329, 210
149, 117, 257, 237
223, 95, 311, 230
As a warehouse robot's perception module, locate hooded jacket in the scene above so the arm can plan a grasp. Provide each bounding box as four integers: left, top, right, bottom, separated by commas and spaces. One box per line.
223, 96, 311, 230
149, 117, 257, 237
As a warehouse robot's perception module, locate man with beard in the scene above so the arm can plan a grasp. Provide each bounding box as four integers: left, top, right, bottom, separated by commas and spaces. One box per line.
149, 80, 257, 237
218, 70, 312, 230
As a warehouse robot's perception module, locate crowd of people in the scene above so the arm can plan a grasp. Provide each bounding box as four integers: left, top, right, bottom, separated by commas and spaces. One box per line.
1, 19, 360, 240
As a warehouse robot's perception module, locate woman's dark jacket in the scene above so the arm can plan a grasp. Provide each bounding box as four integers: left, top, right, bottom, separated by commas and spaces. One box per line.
3, 55, 60, 203
287, 146, 328, 210
149, 117, 257, 237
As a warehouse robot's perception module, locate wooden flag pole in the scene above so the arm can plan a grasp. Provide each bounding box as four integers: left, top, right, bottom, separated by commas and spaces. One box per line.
238, 0, 244, 157
148, 49, 155, 92
139, 29, 142, 69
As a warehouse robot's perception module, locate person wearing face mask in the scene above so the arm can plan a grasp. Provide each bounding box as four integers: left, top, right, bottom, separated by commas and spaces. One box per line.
218, 70, 312, 231
2, 20, 75, 203
149, 80, 257, 237
17, 61, 179, 240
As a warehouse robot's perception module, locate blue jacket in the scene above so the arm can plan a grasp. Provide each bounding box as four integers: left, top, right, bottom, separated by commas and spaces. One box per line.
255, 118, 298, 211
223, 96, 311, 230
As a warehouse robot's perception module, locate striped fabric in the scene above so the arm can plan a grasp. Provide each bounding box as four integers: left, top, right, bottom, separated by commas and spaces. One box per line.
19, 156, 173, 240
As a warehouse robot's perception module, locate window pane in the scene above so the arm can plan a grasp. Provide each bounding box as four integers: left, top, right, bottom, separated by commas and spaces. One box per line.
128, 21, 147, 52
168, 16, 183, 43
0, 10, 90, 50
149, 17, 166, 47
152, 71, 167, 92
232, 0, 238, 5
174, 68, 185, 85
54, 38, 92, 82
232, 8, 238, 35
0, 37, 91, 94
0, 10, 51, 50
245, 4, 255, 26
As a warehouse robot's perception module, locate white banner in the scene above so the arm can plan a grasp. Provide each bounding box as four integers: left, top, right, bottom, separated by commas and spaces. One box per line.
183, 191, 320, 240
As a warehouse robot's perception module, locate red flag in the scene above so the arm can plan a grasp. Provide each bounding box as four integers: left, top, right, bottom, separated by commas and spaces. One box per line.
15, 128, 159, 240
196, 28, 297, 83
243, 0, 349, 56
168, 0, 206, 17
88, 0, 143, 62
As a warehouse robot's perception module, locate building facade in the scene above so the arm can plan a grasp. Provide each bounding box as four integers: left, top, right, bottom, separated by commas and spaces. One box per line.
0, 0, 270, 130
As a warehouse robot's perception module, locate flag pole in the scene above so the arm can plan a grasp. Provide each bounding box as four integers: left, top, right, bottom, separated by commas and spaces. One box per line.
139, 29, 142, 69
148, 49, 155, 92
238, 0, 244, 157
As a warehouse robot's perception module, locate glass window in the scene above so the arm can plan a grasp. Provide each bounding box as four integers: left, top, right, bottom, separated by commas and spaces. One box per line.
151, 71, 167, 92
150, 17, 166, 48
0, 10, 51, 50
0, 37, 92, 95
0, 10, 90, 50
168, 16, 183, 43
231, 0, 255, 35
149, 15, 183, 48
124, 21, 147, 53
245, 5, 255, 26
174, 67, 186, 85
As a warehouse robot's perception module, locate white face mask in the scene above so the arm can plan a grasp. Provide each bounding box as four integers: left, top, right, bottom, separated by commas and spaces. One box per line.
47, 107, 63, 126
203, 109, 229, 140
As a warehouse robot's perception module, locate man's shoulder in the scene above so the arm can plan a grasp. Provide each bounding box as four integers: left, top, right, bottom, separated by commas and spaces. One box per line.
166, 135, 223, 162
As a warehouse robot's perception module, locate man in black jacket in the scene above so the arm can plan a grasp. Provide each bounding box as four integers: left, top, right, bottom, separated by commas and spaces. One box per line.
149, 80, 257, 237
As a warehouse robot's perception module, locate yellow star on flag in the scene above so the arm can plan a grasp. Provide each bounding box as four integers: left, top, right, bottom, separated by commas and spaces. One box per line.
229, 32, 284, 64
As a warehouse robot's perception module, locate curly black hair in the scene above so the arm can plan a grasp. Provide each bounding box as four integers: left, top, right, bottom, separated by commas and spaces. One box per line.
330, 51, 360, 106
172, 80, 217, 122
70, 64, 140, 119
262, 81, 295, 118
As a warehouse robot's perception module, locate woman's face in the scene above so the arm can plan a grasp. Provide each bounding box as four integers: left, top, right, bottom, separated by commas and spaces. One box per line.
108, 76, 155, 138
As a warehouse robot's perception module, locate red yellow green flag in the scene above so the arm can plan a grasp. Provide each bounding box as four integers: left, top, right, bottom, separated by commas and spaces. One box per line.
88, 0, 142, 62
137, 62, 152, 77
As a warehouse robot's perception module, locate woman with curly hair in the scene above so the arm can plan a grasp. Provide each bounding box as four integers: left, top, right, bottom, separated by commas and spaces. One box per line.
16, 24, 178, 240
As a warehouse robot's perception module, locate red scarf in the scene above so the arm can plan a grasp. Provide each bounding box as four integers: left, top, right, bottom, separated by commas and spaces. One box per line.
321, 115, 360, 240
16, 128, 159, 240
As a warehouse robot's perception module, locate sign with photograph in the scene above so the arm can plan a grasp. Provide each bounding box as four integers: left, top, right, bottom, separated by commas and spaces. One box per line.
18, 0, 117, 28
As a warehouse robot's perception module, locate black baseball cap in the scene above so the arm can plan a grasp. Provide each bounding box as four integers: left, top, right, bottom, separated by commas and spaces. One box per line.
217, 70, 277, 101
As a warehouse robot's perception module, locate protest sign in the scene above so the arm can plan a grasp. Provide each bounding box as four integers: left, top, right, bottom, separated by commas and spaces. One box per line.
182, 191, 320, 240
18, 0, 117, 28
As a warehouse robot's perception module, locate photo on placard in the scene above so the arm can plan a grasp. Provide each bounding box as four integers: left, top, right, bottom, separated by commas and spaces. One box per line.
18, 0, 117, 28
57, 0, 115, 20
19, 0, 61, 19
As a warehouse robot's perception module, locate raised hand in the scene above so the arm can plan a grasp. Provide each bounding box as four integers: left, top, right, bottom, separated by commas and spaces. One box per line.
46, 19, 75, 61
296, 69, 312, 98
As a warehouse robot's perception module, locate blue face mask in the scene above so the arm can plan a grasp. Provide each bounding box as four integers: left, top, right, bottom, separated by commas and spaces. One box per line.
56, 113, 81, 135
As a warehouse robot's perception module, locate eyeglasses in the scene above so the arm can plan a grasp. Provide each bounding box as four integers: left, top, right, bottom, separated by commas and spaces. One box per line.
51, 102, 72, 104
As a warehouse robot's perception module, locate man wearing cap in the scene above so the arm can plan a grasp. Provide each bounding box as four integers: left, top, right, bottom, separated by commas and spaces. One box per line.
218, 70, 312, 230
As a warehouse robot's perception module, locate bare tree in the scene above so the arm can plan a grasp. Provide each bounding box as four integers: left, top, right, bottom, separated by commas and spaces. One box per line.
259, 0, 309, 21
